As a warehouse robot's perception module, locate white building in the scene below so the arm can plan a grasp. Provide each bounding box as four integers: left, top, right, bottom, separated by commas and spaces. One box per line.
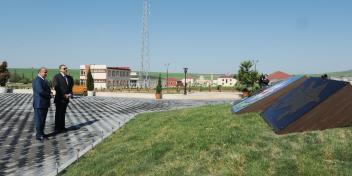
331, 76, 352, 85
195, 75, 213, 87
80, 65, 131, 90
129, 71, 139, 88
217, 75, 237, 87
181, 77, 194, 86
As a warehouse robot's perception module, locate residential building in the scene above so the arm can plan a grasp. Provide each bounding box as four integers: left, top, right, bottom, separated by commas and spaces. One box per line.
166, 78, 177, 87
331, 76, 352, 85
268, 71, 291, 83
217, 75, 237, 87
180, 77, 194, 86
195, 75, 213, 87
80, 64, 131, 89
129, 71, 139, 88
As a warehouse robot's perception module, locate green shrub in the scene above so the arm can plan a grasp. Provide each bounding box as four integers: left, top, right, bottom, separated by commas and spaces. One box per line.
155, 74, 162, 94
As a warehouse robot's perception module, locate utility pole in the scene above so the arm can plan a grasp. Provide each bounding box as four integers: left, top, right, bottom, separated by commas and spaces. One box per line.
252, 59, 259, 71
139, 0, 151, 88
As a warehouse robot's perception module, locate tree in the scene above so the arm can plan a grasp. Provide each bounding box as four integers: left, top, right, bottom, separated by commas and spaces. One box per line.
233, 74, 238, 79
86, 67, 94, 91
155, 74, 162, 94
0, 61, 10, 86
235, 60, 260, 95
9, 72, 21, 83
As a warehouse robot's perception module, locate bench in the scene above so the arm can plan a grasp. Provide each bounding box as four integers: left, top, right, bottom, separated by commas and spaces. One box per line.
72, 85, 87, 96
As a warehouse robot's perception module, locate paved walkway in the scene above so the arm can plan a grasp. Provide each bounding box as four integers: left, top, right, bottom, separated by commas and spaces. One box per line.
0, 93, 233, 176
13, 89, 242, 100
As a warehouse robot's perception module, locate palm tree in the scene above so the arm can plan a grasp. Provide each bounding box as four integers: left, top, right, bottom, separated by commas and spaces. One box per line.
235, 60, 260, 95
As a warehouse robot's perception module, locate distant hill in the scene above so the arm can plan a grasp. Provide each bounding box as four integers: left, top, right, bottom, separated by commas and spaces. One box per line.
326, 70, 352, 77
9, 68, 80, 82
309, 69, 352, 78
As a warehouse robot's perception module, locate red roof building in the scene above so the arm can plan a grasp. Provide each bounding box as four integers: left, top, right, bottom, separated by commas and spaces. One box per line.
268, 71, 291, 82
166, 78, 177, 87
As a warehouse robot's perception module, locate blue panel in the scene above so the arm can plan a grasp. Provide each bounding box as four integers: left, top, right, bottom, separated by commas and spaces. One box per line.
232, 76, 303, 113
262, 78, 348, 132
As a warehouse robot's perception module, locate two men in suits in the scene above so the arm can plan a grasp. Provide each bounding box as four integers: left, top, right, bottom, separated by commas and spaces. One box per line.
53, 64, 73, 133
32, 67, 53, 141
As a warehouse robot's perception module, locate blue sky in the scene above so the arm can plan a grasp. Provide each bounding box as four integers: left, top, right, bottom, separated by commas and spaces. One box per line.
0, 0, 351, 74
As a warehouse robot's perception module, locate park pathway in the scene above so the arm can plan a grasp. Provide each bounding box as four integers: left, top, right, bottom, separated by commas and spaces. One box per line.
0, 93, 230, 176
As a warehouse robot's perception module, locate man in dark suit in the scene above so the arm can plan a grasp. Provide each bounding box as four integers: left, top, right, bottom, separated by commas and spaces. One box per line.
53, 64, 73, 133
32, 67, 52, 141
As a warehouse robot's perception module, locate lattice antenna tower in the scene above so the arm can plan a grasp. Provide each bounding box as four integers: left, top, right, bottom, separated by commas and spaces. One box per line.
139, 0, 151, 88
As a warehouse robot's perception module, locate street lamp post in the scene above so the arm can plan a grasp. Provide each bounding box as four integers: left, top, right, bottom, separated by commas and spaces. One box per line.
183, 67, 188, 95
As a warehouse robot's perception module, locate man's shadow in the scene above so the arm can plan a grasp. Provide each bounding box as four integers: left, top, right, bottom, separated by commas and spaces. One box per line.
46, 119, 99, 137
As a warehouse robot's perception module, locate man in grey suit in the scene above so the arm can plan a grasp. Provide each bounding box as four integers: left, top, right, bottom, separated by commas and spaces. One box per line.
32, 67, 52, 141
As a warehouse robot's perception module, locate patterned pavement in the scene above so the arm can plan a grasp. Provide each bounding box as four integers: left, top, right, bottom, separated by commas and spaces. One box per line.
0, 93, 230, 176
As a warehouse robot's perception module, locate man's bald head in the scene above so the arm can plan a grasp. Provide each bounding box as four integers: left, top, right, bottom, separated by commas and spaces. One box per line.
38, 67, 48, 79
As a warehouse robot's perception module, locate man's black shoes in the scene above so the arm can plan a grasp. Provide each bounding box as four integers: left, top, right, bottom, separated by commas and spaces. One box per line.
36, 136, 44, 141
55, 127, 68, 134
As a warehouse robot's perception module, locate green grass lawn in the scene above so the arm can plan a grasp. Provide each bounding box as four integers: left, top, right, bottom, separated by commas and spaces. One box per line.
61, 104, 352, 176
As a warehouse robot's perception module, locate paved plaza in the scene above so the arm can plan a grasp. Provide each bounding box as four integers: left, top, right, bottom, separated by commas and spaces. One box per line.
0, 93, 232, 176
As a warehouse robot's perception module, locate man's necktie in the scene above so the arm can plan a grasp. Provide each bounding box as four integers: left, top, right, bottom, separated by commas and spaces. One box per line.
64, 76, 68, 85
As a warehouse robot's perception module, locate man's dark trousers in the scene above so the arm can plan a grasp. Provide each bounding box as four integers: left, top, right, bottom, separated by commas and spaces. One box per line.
34, 108, 48, 138
55, 102, 68, 130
